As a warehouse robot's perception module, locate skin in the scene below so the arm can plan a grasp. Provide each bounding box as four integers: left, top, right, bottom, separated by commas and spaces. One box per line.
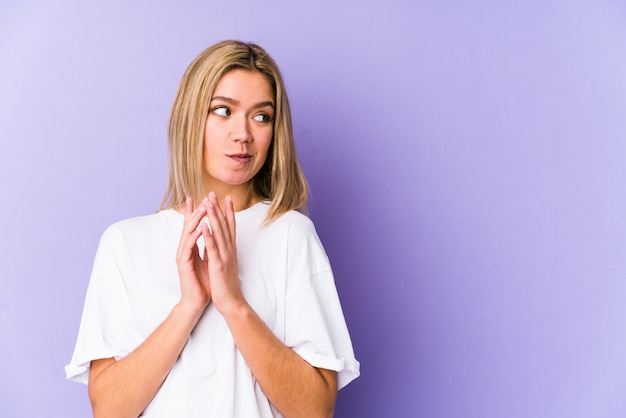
201, 68, 274, 211
88, 70, 337, 418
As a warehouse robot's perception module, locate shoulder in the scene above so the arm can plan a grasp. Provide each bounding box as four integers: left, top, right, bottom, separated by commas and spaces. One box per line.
271, 209, 317, 234
246, 202, 317, 238
271, 210, 329, 258
260, 209, 321, 246
99, 209, 181, 246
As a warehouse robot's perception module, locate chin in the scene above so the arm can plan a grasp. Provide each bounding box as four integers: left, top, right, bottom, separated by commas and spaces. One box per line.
223, 176, 255, 186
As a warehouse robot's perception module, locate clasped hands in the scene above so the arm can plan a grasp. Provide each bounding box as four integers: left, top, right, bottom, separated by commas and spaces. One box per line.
175, 192, 244, 318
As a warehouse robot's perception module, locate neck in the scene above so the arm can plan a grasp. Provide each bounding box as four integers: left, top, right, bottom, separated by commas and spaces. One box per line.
205, 183, 256, 213
172, 183, 258, 215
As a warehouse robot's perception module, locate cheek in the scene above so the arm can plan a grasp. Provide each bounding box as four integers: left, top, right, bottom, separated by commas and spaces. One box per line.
204, 118, 228, 140
258, 129, 273, 155
203, 125, 225, 153
256, 141, 272, 168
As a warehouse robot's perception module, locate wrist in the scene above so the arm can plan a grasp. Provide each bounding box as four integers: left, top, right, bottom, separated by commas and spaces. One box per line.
173, 300, 207, 325
219, 299, 253, 323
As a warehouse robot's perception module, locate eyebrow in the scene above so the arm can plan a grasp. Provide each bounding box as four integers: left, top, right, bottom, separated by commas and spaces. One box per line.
211, 96, 275, 109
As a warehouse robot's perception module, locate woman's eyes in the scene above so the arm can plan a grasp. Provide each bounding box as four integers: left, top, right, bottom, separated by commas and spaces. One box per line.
212, 106, 271, 123
253, 113, 271, 123
212, 106, 231, 117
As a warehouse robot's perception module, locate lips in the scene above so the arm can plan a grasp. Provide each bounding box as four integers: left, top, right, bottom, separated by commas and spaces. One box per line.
227, 153, 252, 164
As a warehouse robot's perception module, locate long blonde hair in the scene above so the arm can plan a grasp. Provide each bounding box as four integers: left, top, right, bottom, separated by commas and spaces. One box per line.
160, 40, 308, 223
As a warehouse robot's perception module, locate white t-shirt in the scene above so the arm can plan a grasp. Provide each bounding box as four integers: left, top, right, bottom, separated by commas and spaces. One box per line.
65, 202, 359, 417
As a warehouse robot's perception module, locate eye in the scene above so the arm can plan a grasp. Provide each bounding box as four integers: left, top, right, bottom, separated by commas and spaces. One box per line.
253, 113, 272, 123
212, 106, 231, 117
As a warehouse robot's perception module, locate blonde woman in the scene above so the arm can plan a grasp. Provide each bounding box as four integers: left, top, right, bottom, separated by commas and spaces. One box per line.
66, 40, 359, 418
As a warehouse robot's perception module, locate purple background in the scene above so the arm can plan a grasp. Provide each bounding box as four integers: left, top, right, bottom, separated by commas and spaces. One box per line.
1, 1, 626, 417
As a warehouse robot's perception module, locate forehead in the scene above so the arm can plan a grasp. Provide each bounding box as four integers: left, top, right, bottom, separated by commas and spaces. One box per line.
213, 69, 274, 102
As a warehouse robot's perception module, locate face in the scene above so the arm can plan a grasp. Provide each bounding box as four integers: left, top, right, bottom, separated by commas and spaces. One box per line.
202, 69, 274, 196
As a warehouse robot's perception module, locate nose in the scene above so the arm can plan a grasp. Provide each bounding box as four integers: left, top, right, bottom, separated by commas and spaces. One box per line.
230, 114, 252, 143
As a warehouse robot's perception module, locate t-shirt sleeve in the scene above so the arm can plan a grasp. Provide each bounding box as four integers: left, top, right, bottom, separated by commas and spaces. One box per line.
283, 221, 360, 390
65, 225, 134, 384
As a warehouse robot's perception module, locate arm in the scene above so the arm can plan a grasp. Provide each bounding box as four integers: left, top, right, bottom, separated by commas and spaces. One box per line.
204, 193, 338, 418
88, 304, 204, 418
88, 198, 213, 418
224, 303, 338, 418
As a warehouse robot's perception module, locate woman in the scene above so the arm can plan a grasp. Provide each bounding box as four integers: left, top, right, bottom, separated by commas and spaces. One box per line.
66, 40, 359, 417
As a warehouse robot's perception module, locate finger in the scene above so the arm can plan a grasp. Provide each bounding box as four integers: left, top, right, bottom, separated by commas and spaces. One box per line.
183, 198, 208, 234
178, 197, 208, 257
184, 196, 194, 220
178, 222, 205, 260
207, 192, 229, 236
224, 195, 237, 245
205, 198, 229, 254
182, 196, 201, 234
202, 224, 210, 261
199, 223, 211, 261
201, 211, 220, 261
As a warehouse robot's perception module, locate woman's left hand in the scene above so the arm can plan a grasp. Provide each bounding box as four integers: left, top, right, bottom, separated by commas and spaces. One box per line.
201, 192, 246, 315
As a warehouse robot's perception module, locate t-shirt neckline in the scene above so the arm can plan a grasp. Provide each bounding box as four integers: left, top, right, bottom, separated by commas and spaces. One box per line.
161, 200, 269, 224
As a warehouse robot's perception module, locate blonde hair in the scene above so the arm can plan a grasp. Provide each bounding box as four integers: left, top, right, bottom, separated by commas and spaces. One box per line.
160, 40, 308, 224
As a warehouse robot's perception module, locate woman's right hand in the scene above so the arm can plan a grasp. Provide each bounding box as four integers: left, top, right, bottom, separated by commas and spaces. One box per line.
175, 196, 212, 316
